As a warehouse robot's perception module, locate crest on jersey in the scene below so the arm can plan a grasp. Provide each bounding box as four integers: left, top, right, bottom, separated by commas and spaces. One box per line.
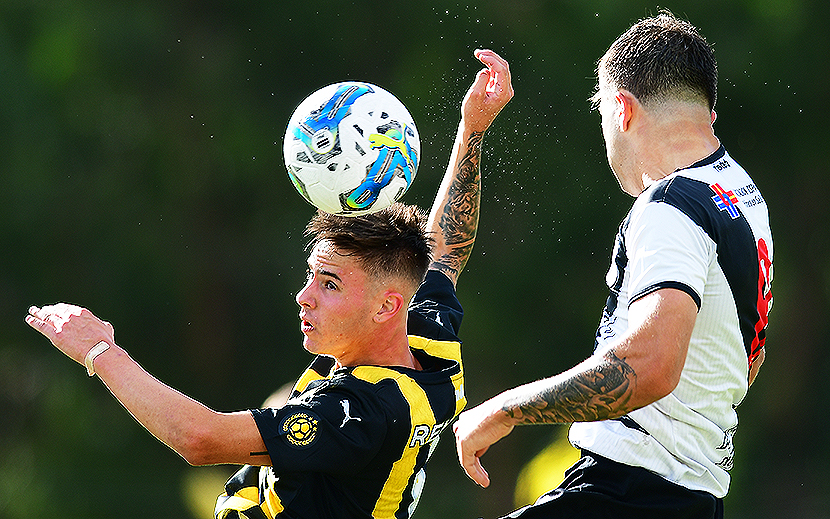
281, 412, 319, 448
710, 183, 740, 219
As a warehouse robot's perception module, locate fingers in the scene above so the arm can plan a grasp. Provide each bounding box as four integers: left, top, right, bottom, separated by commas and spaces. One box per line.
25, 303, 114, 366
470, 66, 492, 95
461, 49, 514, 133
27, 304, 82, 333
474, 48, 513, 98
474, 48, 507, 70
474, 49, 509, 76
457, 442, 491, 487
470, 456, 491, 488
25, 306, 55, 339
453, 396, 519, 488
453, 415, 492, 488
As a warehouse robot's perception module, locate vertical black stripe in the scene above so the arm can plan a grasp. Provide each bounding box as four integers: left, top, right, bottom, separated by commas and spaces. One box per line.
647, 176, 762, 358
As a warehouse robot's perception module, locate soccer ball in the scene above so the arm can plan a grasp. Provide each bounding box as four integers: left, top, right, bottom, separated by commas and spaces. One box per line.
283, 81, 420, 216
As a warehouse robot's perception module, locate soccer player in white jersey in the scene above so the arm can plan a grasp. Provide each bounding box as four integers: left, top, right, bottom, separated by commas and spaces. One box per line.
453, 11, 773, 519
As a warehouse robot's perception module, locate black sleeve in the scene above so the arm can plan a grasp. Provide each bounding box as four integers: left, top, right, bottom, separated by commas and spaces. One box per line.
252, 385, 388, 476
407, 270, 463, 341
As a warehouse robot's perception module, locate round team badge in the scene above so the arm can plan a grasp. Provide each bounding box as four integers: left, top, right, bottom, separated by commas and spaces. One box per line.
281, 412, 319, 448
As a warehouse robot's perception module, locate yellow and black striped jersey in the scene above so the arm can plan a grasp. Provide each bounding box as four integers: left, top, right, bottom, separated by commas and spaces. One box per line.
216, 271, 465, 519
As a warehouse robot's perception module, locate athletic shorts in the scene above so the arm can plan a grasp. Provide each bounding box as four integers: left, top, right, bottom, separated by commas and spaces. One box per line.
500, 451, 724, 519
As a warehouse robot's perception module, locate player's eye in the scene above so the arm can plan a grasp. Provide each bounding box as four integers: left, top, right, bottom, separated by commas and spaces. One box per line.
324, 280, 338, 291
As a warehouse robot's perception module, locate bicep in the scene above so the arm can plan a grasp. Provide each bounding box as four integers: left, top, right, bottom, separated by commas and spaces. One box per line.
611, 288, 698, 408
192, 410, 269, 467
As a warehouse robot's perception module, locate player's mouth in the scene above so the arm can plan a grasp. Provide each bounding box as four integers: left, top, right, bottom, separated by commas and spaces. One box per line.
299, 313, 314, 334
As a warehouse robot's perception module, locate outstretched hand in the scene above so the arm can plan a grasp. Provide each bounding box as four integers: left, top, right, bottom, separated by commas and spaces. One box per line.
453, 396, 516, 487
26, 304, 115, 366
462, 49, 514, 134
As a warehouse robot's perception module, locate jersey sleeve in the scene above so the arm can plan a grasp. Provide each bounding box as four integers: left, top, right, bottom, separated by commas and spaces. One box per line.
251, 384, 388, 476
626, 199, 714, 309
407, 270, 464, 340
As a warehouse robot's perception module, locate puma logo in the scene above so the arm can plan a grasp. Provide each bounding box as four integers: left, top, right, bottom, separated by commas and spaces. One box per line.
340, 399, 362, 428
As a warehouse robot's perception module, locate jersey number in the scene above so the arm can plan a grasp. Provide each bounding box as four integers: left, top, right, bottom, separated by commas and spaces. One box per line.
750, 238, 772, 365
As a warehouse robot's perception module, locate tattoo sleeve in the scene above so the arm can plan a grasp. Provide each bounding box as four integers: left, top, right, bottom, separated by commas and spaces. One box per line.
432, 131, 483, 279
502, 350, 637, 424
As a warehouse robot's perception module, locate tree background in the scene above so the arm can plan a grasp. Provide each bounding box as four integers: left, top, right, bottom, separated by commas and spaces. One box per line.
1, 1, 824, 518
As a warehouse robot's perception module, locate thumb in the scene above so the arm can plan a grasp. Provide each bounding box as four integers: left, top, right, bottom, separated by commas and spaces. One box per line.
471, 67, 491, 94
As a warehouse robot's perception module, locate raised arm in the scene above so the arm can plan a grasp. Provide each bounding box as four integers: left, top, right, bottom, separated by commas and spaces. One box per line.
25, 304, 269, 467
427, 49, 513, 286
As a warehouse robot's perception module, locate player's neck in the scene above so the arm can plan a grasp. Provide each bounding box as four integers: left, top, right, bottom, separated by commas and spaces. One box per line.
640, 117, 720, 188
336, 321, 420, 369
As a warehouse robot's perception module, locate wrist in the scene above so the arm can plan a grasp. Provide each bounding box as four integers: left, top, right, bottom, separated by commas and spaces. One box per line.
480, 394, 512, 426
85, 341, 111, 377
496, 388, 532, 426
459, 118, 488, 138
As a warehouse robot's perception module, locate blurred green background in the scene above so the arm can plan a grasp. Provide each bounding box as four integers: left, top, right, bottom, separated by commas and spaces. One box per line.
0, 1, 824, 517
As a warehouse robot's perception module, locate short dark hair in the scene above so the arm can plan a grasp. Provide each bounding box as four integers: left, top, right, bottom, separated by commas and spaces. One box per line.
596, 10, 717, 111
304, 203, 432, 291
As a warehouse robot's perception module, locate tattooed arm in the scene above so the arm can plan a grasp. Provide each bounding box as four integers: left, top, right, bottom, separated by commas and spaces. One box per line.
453, 288, 697, 487
428, 49, 513, 286
501, 349, 637, 424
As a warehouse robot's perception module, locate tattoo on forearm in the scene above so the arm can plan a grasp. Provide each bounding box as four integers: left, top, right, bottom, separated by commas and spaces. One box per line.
503, 351, 636, 424
435, 131, 483, 273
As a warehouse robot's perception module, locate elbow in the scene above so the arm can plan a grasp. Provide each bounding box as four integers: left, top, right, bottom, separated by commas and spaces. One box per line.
633, 369, 682, 410
651, 376, 680, 403
604, 348, 682, 412
175, 428, 221, 466
631, 346, 686, 409
181, 448, 212, 467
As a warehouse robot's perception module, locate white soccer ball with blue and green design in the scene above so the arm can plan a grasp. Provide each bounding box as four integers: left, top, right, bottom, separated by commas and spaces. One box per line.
283, 81, 420, 216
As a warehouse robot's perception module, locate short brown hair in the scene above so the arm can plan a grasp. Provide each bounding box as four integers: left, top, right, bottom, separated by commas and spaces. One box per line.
304, 203, 432, 290
595, 10, 717, 111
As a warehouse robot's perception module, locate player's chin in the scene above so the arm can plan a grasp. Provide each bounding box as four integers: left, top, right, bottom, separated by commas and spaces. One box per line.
301, 333, 321, 354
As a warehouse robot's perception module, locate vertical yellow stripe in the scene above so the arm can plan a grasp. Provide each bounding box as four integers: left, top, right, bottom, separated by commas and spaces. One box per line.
351, 366, 435, 518
408, 336, 467, 416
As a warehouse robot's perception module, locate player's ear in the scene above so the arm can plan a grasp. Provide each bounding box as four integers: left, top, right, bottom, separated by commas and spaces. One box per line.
615, 90, 636, 132
374, 290, 405, 323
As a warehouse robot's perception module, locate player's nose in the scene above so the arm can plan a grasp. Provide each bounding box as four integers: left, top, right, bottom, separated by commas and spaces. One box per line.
295, 281, 314, 308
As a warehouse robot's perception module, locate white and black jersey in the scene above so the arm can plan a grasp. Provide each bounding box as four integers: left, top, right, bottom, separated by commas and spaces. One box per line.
569, 146, 773, 498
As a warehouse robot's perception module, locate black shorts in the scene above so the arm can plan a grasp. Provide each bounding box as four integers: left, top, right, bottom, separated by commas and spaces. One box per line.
501, 451, 723, 519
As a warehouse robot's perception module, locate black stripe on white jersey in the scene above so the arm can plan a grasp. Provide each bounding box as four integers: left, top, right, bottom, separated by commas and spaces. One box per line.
643, 174, 762, 360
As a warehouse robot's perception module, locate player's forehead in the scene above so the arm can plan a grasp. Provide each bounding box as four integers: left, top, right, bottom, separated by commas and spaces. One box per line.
307, 239, 364, 277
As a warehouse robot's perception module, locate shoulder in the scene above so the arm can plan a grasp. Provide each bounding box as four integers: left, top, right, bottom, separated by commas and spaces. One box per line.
630, 168, 729, 245
639, 174, 712, 218
408, 270, 464, 340
349, 359, 462, 418
411, 270, 460, 307
331, 367, 415, 412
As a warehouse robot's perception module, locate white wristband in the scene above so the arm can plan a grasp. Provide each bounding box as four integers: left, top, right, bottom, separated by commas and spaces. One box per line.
85, 341, 110, 377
